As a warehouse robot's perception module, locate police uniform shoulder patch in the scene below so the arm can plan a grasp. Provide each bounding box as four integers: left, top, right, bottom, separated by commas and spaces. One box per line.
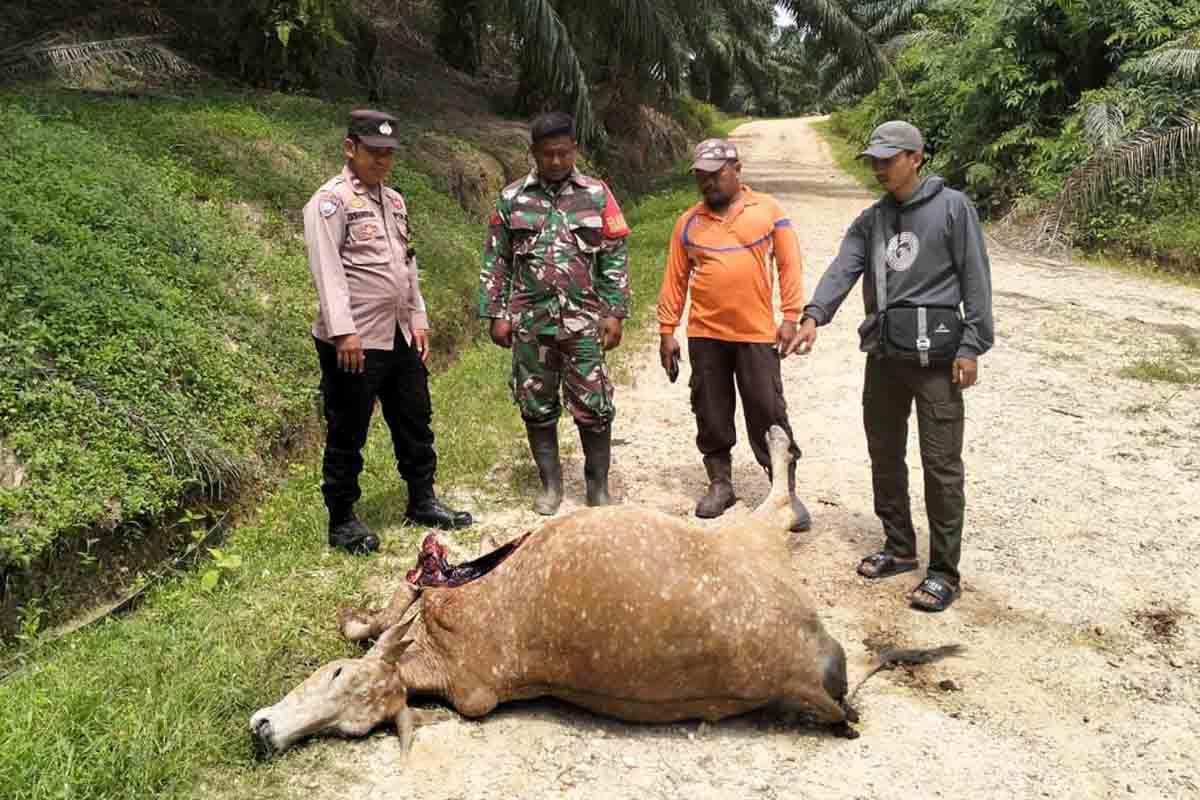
318, 197, 339, 218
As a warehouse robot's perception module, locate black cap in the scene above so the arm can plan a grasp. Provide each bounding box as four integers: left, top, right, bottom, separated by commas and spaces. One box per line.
348, 109, 400, 148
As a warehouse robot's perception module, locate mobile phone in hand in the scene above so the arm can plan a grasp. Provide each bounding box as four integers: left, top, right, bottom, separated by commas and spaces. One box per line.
668, 351, 680, 383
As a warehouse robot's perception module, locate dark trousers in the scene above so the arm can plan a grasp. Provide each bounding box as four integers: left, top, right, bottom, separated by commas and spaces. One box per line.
315, 328, 436, 518
862, 356, 965, 585
687, 338, 801, 468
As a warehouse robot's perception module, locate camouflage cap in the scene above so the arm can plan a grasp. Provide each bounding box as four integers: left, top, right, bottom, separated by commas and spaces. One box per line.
348, 109, 400, 149
691, 138, 739, 172
859, 120, 924, 159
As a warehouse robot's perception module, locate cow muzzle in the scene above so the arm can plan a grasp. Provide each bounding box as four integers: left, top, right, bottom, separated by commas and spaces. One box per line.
249, 711, 280, 760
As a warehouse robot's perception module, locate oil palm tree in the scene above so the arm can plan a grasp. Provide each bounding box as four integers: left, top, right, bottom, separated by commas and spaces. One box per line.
1062, 29, 1200, 210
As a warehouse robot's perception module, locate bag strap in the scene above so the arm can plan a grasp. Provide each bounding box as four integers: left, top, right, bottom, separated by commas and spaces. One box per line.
872, 206, 888, 315
917, 306, 930, 367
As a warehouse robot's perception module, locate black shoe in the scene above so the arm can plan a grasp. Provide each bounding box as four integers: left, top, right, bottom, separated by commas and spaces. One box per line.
406, 495, 474, 530
328, 515, 379, 555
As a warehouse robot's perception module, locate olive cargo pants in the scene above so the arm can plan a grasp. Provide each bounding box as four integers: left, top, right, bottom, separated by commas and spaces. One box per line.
863, 356, 965, 586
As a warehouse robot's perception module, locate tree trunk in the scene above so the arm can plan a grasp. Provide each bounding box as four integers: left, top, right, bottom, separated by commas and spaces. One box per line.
436, 0, 483, 75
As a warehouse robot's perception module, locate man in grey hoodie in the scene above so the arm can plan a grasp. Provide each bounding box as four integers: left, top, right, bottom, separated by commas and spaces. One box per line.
796, 120, 993, 612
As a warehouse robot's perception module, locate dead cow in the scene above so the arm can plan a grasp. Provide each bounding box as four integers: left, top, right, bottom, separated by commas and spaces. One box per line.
250, 426, 955, 757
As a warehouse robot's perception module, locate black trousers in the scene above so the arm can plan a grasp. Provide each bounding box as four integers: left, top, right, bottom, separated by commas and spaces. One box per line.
315, 328, 436, 518
687, 338, 801, 468
862, 356, 965, 585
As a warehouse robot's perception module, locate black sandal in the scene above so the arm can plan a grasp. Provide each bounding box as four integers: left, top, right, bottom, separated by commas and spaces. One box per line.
856, 551, 919, 579
909, 575, 961, 612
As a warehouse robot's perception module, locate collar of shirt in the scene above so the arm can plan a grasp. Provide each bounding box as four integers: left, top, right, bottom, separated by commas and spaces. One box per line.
341, 165, 386, 203
522, 167, 588, 194
698, 184, 759, 222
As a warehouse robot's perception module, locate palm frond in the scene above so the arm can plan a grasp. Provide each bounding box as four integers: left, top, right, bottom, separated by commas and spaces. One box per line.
780, 0, 903, 95
1061, 115, 1200, 211
848, 0, 893, 25
880, 29, 949, 58
826, 63, 870, 101
1082, 101, 1126, 148
0, 36, 195, 81
503, 0, 597, 142
868, 0, 934, 42
1124, 43, 1200, 83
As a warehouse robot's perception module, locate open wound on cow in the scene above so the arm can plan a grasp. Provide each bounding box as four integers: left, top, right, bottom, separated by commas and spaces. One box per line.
406, 531, 532, 587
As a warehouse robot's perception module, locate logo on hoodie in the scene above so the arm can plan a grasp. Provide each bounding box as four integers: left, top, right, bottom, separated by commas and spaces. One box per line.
886, 232, 920, 272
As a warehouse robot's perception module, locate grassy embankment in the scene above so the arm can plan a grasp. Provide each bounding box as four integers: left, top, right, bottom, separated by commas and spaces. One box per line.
0, 86, 495, 635
0, 85, 729, 799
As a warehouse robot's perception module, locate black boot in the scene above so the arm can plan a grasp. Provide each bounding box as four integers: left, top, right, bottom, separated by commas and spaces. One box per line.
579, 426, 612, 507
328, 511, 379, 555
526, 423, 563, 515
405, 485, 474, 529
696, 454, 736, 518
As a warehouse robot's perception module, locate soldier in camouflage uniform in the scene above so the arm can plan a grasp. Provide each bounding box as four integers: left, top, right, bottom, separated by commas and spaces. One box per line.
478, 112, 631, 514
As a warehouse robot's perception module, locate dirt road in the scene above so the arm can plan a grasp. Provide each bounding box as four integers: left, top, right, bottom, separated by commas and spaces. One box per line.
290, 117, 1200, 800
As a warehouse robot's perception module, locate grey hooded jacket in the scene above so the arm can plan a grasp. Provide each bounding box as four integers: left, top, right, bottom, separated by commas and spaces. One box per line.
802, 175, 994, 359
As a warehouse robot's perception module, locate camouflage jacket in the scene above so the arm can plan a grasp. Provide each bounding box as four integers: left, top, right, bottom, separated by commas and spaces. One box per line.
478, 168, 631, 338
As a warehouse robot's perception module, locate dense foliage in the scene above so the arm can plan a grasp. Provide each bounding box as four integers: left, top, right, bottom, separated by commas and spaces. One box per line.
827, 0, 1200, 246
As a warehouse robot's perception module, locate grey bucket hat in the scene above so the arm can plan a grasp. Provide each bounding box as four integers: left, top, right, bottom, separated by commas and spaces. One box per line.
859, 120, 924, 159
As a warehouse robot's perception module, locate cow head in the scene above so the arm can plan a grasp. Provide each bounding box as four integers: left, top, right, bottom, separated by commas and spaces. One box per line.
250, 621, 414, 758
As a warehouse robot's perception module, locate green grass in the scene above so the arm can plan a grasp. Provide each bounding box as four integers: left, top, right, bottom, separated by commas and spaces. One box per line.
0, 153, 704, 800
711, 115, 754, 139
1119, 360, 1198, 385
811, 118, 876, 190
0, 86, 481, 574
1118, 332, 1200, 386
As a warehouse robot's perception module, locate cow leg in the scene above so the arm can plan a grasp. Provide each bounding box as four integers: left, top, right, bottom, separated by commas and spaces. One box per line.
395, 706, 455, 756
339, 583, 420, 642
751, 425, 796, 530
445, 682, 500, 718
477, 531, 502, 557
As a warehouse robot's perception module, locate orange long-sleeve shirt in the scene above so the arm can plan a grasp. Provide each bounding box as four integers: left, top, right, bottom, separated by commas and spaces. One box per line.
657, 187, 804, 343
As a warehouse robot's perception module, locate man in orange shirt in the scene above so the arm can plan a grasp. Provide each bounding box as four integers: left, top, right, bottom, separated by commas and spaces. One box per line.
657, 139, 811, 531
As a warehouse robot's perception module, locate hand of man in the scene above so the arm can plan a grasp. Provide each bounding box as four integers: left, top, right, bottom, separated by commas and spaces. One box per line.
795, 317, 818, 355
952, 356, 978, 388
600, 317, 623, 351
775, 320, 802, 358
660, 334, 681, 378
334, 333, 365, 374
413, 329, 430, 365
489, 318, 513, 349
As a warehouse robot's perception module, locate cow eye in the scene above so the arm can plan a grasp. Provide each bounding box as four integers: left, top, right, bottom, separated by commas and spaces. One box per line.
331, 667, 343, 681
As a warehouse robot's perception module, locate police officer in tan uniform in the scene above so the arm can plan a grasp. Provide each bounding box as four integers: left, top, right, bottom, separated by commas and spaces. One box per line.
304, 109, 472, 554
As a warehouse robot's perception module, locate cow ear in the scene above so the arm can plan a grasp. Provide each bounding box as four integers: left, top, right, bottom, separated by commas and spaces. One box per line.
372, 618, 415, 664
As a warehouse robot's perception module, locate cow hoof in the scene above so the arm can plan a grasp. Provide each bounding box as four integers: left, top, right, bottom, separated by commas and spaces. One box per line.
337, 607, 374, 641
832, 720, 860, 739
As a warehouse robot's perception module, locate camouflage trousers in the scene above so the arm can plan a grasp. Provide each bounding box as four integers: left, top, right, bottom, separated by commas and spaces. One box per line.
510, 332, 614, 430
